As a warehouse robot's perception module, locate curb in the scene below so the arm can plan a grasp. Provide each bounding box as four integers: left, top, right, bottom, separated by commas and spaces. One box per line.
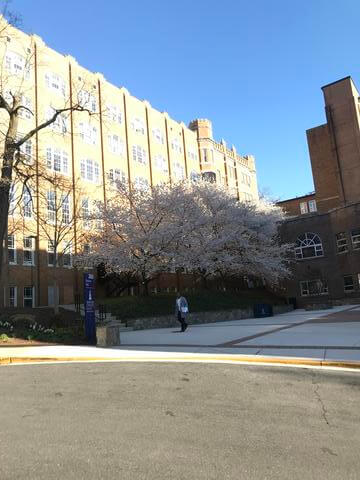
1, 354, 360, 370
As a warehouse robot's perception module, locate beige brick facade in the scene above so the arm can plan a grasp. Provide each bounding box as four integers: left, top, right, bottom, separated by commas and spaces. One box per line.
0, 22, 258, 307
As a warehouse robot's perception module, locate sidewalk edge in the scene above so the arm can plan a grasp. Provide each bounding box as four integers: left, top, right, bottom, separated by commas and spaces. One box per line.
1, 354, 360, 370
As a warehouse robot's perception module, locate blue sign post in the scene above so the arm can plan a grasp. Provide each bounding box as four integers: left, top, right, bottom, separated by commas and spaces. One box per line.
84, 273, 96, 344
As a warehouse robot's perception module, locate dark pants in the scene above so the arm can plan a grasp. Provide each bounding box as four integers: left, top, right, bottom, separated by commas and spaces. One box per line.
177, 312, 187, 332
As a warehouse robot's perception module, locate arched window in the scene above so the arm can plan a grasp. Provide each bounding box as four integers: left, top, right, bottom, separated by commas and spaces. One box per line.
295, 233, 323, 259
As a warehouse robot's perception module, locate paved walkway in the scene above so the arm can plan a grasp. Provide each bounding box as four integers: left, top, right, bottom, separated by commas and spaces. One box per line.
1, 305, 360, 369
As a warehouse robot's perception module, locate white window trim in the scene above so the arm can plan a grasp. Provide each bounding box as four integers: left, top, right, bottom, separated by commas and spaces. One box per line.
300, 279, 328, 297
351, 229, 360, 250
295, 232, 324, 260
8, 234, 16, 265
62, 241, 73, 268
9, 286, 17, 307
45, 71, 66, 97
46, 147, 69, 175
80, 159, 101, 184
23, 286, 35, 308
23, 237, 35, 266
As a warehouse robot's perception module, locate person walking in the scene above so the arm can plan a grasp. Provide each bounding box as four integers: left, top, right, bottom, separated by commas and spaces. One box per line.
175, 292, 189, 332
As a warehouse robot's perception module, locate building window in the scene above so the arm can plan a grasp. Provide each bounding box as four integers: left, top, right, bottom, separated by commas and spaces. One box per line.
23, 237, 35, 265
23, 286, 34, 308
173, 162, 185, 180
47, 240, 56, 266
154, 154, 168, 174
77, 90, 97, 113
108, 134, 124, 155
343, 275, 355, 292
80, 159, 100, 183
187, 150, 197, 161
244, 193, 253, 202
5, 51, 30, 79
83, 244, 90, 255
227, 164, 236, 180
295, 233, 323, 260
300, 279, 328, 296
82, 198, 91, 229
23, 185, 32, 218
202, 171, 216, 183
18, 140, 33, 164
47, 191, 56, 223
152, 128, 164, 144
9, 184, 16, 215
9, 286, 17, 307
190, 170, 201, 183
300, 202, 308, 214
8, 235, 16, 264
79, 122, 97, 145
131, 118, 145, 135
134, 176, 149, 191
18, 96, 32, 119
106, 104, 122, 124
242, 173, 251, 186
46, 107, 68, 134
46, 148, 69, 174
308, 200, 317, 212
171, 138, 182, 153
45, 71, 66, 96
300, 199, 317, 215
109, 169, 126, 186
202, 148, 209, 162
132, 145, 147, 165
62, 241, 72, 267
351, 229, 360, 250
62, 195, 70, 224
336, 232, 348, 254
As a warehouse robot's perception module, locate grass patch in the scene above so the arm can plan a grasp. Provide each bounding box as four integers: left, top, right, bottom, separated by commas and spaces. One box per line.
103, 289, 285, 321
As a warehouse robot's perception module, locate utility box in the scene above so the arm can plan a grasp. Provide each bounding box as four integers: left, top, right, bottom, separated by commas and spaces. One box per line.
253, 303, 273, 318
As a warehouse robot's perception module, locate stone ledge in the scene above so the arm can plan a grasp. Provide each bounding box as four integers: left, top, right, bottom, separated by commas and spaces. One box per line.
128, 304, 293, 331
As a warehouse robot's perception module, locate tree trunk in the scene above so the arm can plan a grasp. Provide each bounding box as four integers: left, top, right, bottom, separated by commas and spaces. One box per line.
0, 108, 19, 280
0, 184, 10, 278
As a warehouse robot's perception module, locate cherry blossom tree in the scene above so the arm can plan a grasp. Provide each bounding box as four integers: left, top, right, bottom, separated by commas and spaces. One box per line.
78, 180, 197, 295
78, 179, 291, 295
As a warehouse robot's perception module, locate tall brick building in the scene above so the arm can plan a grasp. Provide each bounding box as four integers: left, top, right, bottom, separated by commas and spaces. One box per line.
278, 77, 360, 306
0, 20, 258, 308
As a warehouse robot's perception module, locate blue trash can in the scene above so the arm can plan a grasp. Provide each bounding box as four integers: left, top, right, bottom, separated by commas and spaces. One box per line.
253, 303, 273, 318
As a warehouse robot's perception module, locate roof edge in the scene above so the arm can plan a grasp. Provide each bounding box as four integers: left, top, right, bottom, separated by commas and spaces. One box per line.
321, 76, 352, 90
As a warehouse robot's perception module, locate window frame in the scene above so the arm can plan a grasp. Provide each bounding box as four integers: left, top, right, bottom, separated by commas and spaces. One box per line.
8, 234, 16, 264
9, 286, 17, 307
336, 232, 348, 254
295, 232, 324, 260
343, 275, 355, 292
300, 279, 328, 297
47, 240, 57, 267
300, 202, 308, 215
351, 229, 360, 250
23, 237, 35, 266
23, 286, 34, 308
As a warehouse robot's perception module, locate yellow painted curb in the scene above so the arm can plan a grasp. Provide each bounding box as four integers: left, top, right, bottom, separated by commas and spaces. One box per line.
1, 354, 360, 370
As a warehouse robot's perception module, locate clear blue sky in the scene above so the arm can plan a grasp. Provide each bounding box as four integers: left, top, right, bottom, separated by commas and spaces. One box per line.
11, 0, 360, 200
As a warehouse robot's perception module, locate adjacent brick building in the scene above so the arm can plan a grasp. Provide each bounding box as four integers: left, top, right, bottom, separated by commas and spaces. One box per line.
0, 20, 259, 307
278, 77, 360, 306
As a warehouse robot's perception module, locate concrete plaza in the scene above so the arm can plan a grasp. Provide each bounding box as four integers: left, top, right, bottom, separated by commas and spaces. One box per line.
1, 304, 360, 368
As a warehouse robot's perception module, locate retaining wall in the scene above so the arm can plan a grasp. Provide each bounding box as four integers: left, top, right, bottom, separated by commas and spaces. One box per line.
127, 304, 293, 331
